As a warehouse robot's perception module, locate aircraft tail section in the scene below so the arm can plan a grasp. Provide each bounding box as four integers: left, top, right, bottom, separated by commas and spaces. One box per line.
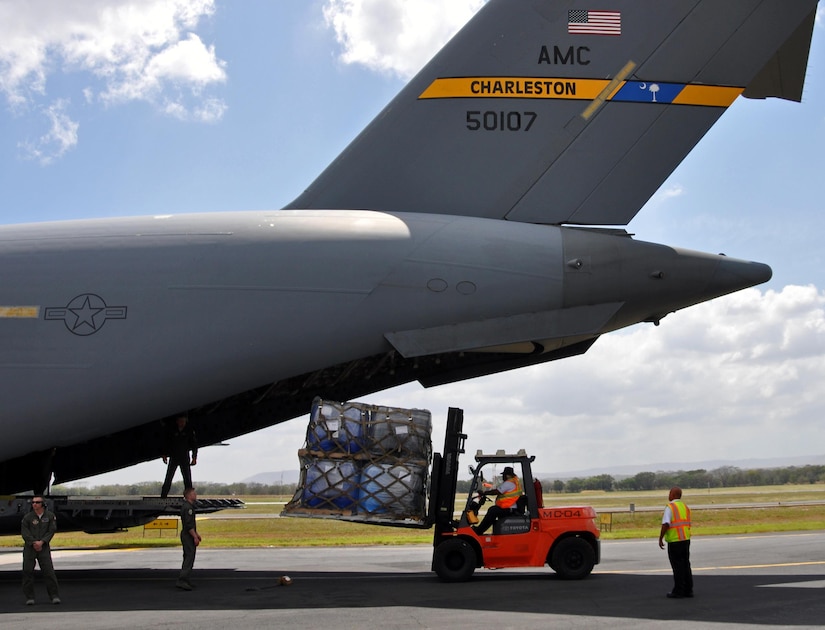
743, 8, 816, 102
287, 0, 817, 226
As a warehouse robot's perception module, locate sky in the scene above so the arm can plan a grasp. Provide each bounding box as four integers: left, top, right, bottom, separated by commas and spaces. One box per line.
1, 0, 824, 486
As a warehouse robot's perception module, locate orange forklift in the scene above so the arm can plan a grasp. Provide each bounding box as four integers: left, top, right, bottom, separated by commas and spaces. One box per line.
429, 408, 601, 582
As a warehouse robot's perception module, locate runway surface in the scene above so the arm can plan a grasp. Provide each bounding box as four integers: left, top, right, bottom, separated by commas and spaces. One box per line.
2, 531, 824, 628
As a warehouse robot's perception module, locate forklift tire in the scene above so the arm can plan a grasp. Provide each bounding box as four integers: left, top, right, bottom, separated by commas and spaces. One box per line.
550, 537, 595, 580
433, 538, 476, 582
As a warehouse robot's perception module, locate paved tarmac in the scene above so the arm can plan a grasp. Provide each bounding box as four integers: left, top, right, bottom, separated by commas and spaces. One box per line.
2, 531, 824, 628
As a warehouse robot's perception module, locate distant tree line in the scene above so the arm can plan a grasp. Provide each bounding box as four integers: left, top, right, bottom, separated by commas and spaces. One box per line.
543, 465, 825, 493
51, 481, 298, 497
49, 464, 825, 497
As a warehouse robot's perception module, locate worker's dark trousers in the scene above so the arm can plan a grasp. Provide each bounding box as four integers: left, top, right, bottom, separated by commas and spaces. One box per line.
178, 533, 197, 585
161, 458, 192, 498
22, 545, 60, 600
667, 539, 694, 595
474, 505, 510, 535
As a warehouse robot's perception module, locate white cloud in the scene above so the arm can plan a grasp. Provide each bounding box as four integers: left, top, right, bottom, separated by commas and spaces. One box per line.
323, 0, 486, 78
17, 99, 79, 164
147, 34, 225, 85
192, 97, 228, 124
660, 184, 685, 200
99, 32, 226, 107
0, 0, 226, 160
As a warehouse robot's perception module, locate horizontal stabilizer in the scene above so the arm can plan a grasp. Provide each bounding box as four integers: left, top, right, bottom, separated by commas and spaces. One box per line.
385, 303, 623, 358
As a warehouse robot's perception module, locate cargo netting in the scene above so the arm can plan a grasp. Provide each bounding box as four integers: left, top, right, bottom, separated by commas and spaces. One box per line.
281, 397, 432, 526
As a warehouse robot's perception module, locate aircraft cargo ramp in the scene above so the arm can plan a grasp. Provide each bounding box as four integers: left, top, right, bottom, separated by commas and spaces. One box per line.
0, 495, 244, 535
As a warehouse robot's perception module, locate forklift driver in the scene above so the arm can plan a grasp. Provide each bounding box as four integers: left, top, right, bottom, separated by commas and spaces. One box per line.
473, 466, 523, 535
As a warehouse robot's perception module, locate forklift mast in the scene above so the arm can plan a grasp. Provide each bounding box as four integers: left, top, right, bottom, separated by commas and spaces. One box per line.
429, 407, 466, 538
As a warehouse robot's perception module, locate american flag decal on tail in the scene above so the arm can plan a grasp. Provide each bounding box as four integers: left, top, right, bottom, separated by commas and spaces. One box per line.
568, 10, 621, 36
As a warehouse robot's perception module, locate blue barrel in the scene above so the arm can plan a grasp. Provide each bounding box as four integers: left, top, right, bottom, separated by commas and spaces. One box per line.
357, 463, 426, 517
406, 409, 432, 460
302, 460, 359, 510
368, 407, 431, 460
306, 400, 366, 454
338, 404, 367, 454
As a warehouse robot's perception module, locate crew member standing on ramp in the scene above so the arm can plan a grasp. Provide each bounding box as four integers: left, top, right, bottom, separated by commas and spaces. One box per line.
161, 413, 198, 498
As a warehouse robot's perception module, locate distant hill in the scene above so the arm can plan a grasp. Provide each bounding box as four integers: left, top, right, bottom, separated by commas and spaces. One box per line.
244, 454, 825, 486
242, 470, 300, 485
536, 453, 825, 481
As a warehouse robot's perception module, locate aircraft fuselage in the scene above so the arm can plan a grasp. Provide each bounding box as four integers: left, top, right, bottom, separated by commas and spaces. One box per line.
0, 210, 769, 465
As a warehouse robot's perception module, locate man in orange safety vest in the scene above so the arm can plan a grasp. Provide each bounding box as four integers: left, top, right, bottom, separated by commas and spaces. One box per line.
659, 486, 694, 598
473, 466, 523, 535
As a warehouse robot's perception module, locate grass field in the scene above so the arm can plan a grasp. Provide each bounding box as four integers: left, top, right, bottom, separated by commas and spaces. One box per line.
2, 485, 822, 549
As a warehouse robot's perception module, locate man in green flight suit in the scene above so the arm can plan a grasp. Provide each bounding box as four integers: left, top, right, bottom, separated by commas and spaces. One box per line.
21, 496, 61, 605
176, 486, 202, 591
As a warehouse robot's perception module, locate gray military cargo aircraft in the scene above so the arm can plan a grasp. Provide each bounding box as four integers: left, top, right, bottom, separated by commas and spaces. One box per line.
0, 0, 818, 494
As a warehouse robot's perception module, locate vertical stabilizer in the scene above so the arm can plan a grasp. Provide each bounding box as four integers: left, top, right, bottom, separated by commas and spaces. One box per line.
287, 0, 817, 225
